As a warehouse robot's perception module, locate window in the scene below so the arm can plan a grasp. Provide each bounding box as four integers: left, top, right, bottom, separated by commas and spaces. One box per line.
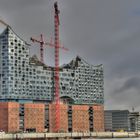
11, 42, 13, 45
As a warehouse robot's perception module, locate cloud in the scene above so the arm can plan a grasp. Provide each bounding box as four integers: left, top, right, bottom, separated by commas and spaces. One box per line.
115, 77, 140, 94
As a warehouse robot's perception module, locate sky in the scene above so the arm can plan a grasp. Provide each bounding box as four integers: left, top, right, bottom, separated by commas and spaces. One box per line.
0, 0, 140, 111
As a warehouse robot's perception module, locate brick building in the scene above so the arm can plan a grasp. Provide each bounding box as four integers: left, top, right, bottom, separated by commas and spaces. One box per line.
0, 102, 45, 133
24, 103, 45, 132
0, 102, 19, 132
49, 103, 104, 133
72, 105, 89, 132
93, 104, 104, 132
49, 102, 68, 132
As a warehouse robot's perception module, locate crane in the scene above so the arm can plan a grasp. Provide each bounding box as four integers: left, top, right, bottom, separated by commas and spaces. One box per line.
31, 2, 68, 132
0, 19, 11, 28
30, 34, 52, 63
53, 1, 68, 132
30, 35, 68, 64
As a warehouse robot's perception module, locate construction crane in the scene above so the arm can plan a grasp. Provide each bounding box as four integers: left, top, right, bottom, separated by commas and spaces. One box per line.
0, 19, 11, 28
31, 2, 68, 132
30, 34, 52, 63
30, 35, 68, 64
54, 2, 68, 132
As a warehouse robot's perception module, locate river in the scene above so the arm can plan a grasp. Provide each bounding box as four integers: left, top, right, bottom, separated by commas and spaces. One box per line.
82, 138, 140, 140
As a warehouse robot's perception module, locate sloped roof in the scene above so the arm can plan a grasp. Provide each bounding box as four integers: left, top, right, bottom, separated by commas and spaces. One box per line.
29, 55, 54, 70
62, 55, 103, 69
0, 26, 30, 46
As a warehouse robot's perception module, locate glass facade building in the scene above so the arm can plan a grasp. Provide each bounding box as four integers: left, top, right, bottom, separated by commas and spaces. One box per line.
104, 110, 130, 131
0, 27, 104, 105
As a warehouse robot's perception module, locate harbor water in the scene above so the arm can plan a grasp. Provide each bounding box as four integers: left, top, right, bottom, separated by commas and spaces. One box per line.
82, 138, 140, 140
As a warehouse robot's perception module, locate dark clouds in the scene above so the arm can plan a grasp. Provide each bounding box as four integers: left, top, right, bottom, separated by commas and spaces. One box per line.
1, 0, 140, 110
115, 77, 140, 93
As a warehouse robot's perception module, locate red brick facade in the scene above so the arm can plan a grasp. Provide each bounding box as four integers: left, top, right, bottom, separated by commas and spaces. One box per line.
0, 102, 19, 132
49, 102, 68, 132
72, 105, 89, 132
0, 102, 104, 133
24, 103, 45, 132
93, 104, 104, 132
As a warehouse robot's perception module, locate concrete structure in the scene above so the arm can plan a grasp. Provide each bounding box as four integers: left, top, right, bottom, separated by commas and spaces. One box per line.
0, 132, 139, 139
0, 102, 19, 132
0, 27, 104, 105
104, 110, 130, 132
104, 110, 113, 131
129, 112, 140, 132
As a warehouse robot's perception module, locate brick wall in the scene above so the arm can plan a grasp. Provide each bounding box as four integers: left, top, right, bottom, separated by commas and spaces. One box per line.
93, 104, 104, 132
72, 105, 89, 132
24, 103, 45, 132
0, 102, 19, 132
49, 102, 68, 132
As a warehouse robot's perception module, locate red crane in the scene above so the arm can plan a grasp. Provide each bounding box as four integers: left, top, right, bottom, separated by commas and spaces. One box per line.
30, 34, 52, 63
54, 2, 68, 132
30, 35, 67, 64
54, 1, 60, 132
31, 2, 68, 132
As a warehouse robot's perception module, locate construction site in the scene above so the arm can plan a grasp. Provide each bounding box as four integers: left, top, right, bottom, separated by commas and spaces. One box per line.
0, 2, 104, 133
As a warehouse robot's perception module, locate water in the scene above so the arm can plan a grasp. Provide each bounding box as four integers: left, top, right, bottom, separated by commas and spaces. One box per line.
82, 138, 140, 140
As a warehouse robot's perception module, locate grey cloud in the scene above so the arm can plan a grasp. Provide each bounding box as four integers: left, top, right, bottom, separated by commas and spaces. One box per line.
115, 77, 140, 94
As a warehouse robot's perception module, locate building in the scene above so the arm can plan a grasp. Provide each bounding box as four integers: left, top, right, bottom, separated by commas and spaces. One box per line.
104, 110, 130, 131
0, 26, 104, 105
0, 102, 104, 133
72, 105, 89, 132
0, 102, 45, 133
0, 26, 104, 133
23, 103, 45, 132
129, 112, 140, 132
49, 102, 68, 132
49, 103, 104, 133
0, 102, 19, 132
104, 110, 113, 131
93, 105, 104, 132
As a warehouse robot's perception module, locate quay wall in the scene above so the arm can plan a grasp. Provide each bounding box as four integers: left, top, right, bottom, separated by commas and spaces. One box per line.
0, 132, 139, 139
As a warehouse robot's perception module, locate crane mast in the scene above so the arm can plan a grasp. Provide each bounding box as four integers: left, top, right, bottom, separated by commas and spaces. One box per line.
30, 34, 44, 63
31, 2, 68, 132
54, 1, 60, 132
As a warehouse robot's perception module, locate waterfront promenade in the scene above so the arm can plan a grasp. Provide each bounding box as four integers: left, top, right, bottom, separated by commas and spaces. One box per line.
0, 132, 139, 139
